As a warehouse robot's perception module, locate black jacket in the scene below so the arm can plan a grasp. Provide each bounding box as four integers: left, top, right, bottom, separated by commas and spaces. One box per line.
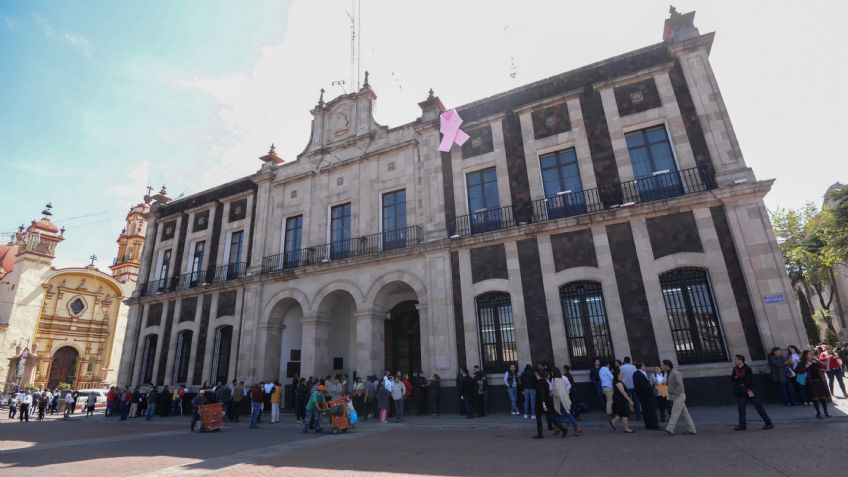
520, 369, 536, 389
534, 379, 553, 410
731, 364, 755, 396
460, 375, 476, 397
633, 370, 654, 399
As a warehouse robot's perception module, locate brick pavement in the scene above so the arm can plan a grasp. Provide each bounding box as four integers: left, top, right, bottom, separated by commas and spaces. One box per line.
1, 400, 847, 477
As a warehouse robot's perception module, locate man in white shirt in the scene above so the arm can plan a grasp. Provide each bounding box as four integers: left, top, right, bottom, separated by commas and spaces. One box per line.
503, 364, 519, 415
620, 357, 641, 420
63, 391, 75, 418
20, 392, 32, 422
599, 362, 614, 416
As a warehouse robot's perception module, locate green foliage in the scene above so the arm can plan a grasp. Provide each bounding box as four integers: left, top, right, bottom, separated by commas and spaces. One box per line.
57, 383, 72, 391
824, 328, 839, 347
798, 289, 820, 346
825, 185, 848, 264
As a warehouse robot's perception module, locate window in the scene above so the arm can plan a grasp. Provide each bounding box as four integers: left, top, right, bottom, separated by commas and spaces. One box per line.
284, 215, 303, 268
190, 241, 205, 286
559, 282, 614, 368
158, 250, 172, 291
476, 292, 517, 373
659, 268, 727, 364
140, 334, 158, 385
227, 231, 243, 279
466, 167, 502, 234
68, 297, 86, 317
625, 125, 683, 201
382, 190, 408, 250
211, 326, 233, 385
540, 148, 586, 219
172, 331, 192, 384
330, 203, 352, 259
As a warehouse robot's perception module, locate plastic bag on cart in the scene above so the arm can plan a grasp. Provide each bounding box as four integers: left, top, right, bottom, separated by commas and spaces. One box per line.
349, 409, 359, 425
347, 401, 355, 412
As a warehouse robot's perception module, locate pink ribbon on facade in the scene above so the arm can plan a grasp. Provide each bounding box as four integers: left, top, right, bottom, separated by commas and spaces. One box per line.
438, 109, 470, 152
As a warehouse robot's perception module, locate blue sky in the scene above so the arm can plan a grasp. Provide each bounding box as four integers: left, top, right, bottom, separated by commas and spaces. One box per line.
1, 1, 846, 271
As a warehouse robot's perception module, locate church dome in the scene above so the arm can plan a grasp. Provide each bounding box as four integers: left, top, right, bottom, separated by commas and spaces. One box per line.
30, 218, 60, 234
0, 244, 17, 279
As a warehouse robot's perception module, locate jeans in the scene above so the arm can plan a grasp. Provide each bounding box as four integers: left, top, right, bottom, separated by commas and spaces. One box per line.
827, 368, 847, 397
146, 403, 157, 421
394, 399, 404, 422
120, 403, 130, 421
523, 389, 536, 416
430, 399, 439, 415
64, 403, 72, 418
736, 394, 771, 428
462, 395, 474, 417
558, 404, 579, 428
303, 409, 321, 432
250, 402, 261, 428
775, 380, 795, 405
594, 382, 605, 411
105, 401, 113, 416
506, 387, 518, 414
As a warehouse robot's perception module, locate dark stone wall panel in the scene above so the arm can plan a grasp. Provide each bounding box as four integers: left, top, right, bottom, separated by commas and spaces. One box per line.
646, 211, 703, 259
450, 252, 467, 370
147, 302, 163, 327
606, 222, 660, 364
614, 78, 662, 116
460, 125, 494, 159
502, 111, 532, 222
470, 244, 508, 283
710, 206, 765, 360
155, 300, 176, 385
550, 229, 598, 271
517, 238, 555, 365
179, 297, 197, 323
217, 290, 238, 318
192, 294, 213, 384
206, 203, 225, 271
531, 102, 571, 139
440, 150, 457, 237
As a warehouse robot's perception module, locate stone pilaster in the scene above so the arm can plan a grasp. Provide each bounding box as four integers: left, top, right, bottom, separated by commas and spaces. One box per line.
354, 308, 385, 377
300, 312, 332, 379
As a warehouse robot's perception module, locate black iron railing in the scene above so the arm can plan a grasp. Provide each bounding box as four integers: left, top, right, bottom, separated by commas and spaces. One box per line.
458, 166, 716, 236
261, 225, 422, 274
140, 262, 247, 296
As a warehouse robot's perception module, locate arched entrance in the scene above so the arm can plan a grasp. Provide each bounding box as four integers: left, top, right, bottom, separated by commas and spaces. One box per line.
263, 297, 305, 408
385, 301, 421, 374
48, 346, 78, 389
316, 290, 358, 377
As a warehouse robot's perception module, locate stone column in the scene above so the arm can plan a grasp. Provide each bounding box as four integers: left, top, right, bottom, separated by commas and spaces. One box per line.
300, 312, 331, 378
258, 322, 284, 381
355, 308, 386, 377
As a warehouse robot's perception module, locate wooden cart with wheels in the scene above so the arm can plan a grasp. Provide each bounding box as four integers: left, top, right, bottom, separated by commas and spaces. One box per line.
195, 403, 223, 432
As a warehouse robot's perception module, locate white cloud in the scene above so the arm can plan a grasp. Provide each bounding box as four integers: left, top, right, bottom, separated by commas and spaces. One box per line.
31, 12, 91, 57
106, 161, 151, 203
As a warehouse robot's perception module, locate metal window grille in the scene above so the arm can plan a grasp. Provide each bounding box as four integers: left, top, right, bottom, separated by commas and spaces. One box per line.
475, 292, 517, 373
559, 282, 614, 368
659, 268, 727, 364
140, 335, 158, 385
210, 326, 233, 384
172, 331, 192, 384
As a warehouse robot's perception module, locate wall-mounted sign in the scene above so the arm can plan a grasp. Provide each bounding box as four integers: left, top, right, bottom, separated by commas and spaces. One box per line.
764, 294, 785, 305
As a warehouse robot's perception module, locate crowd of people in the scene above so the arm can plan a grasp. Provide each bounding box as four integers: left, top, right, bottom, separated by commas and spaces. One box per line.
4, 343, 845, 437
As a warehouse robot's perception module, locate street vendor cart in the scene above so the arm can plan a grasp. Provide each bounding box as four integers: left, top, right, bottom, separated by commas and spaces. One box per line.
325, 397, 354, 434
195, 402, 223, 432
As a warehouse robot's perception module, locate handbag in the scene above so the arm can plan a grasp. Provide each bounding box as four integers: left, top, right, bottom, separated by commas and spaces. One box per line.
349, 409, 359, 425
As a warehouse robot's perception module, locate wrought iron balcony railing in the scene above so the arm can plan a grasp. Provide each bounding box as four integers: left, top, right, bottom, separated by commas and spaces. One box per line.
140, 262, 247, 296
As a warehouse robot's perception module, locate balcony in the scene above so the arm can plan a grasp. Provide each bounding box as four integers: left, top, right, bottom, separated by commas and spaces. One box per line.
139, 262, 247, 297
455, 166, 716, 236
262, 225, 422, 274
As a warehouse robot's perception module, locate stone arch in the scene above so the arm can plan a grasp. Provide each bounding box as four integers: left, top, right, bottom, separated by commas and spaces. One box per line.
47, 345, 79, 389
260, 296, 306, 384
365, 270, 428, 308
311, 280, 365, 313
313, 288, 359, 377
654, 252, 710, 277
260, 288, 311, 327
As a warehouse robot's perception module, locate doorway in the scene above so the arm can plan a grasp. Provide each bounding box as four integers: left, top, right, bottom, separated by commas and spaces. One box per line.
48, 346, 79, 389
384, 301, 421, 375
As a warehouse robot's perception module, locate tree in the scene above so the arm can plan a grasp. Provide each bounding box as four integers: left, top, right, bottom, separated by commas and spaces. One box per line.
798, 289, 820, 346
824, 184, 848, 264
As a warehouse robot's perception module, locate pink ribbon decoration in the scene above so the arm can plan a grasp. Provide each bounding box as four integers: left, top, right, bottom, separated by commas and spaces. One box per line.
438, 109, 470, 152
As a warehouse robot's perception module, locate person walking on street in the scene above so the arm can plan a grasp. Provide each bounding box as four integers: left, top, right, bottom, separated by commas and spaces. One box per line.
608, 368, 635, 433
805, 350, 832, 418
768, 347, 796, 405
600, 360, 614, 416
663, 360, 696, 435
36, 393, 47, 420
620, 357, 641, 421
520, 364, 536, 419
8, 393, 17, 419
504, 364, 519, 416
819, 346, 847, 398
731, 355, 774, 430
63, 390, 75, 418
653, 367, 670, 422
551, 368, 582, 435
532, 370, 568, 439
19, 392, 31, 422
633, 361, 659, 430
590, 358, 604, 413
303, 384, 327, 433
85, 393, 97, 416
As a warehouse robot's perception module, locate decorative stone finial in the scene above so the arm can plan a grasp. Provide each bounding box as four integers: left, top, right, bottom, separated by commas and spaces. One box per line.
318, 88, 325, 107
269, 143, 276, 154
363, 70, 370, 88
427, 88, 435, 99
669, 5, 679, 16
60, 226, 65, 235
42, 202, 53, 216
159, 185, 167, 196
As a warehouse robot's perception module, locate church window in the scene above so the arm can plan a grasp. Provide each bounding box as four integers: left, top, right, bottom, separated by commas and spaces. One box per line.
69, 297, 86, 316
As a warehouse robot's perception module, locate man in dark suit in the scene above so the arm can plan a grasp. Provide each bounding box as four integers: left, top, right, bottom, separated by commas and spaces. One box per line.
633, 361, 659, 430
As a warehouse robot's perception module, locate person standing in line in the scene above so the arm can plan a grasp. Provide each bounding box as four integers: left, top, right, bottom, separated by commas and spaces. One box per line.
36, 393, 48, 420
562, 365, 579, 419
70, 388, 79, 415
662, 360, 696, 435
230, 381, 244, 422
270, 380, 282, 423
633, 362, 659, 430
19, 392, 31, 422
8, 393, 17, 419
504, 364, 519, 416
120, 387, 132, 421
731, 354, 774, 431
472, 366, 488, 416
159, 385, 172, 417
295, 378, 308, 422
249, 384, 263, 429
794, 354, 811, 406
653, 366, 670, 422
63, 390, 75, 418
391, 375, 406, 422
805, 350, 832, 418
619, 357, 641, 420
129, 387, 140, 418
377, 379, 391, 423
608, 368, 635, 433
768, 347, 796, 406
520, 364, 536, 419
146, 386, 158, 421
105, 386, 115, 417
600, 360, 615, 416
302, 384, 327, 433
85, 393, 97, 416
532, 370, 568, 439
589, 358, 604, 413
46, 389, 56, 415
459, 368, 476, 419
428, 373, 441, 416
820, 345, 847, 398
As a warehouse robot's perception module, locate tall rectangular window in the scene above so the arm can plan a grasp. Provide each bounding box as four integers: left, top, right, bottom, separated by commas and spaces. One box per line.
466, 167, 502, 234
539, 148, 586, 219
190, 241, 205, 286
284, 215, 303, 268
476, 292, 517, 373
211, 326, 233, 385
660, 268, 727, 364
158, 249, 172, 291
172, 331, 192, 384
227, 231, 244, 279
559, 282, 614, 368
382, 190, 407, 250
625, 125, 683, 201
140, 334, 158, 385
330, 203, 352, 259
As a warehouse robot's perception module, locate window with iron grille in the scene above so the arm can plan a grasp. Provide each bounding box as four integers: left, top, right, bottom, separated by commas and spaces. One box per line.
140, 334, 158, 385
211, 326, 233, 384
475, 292, 517, 373
172, 331, 192, 384
659, 268, 727, 364
559, 282, 614, 368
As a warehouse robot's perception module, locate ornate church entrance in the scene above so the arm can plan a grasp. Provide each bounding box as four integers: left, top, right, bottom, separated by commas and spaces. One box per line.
48, 346, 78, 389
384, 301, 421, 374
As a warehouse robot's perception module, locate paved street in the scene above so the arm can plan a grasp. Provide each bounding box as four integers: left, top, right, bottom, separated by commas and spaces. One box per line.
1, 400, 847, 477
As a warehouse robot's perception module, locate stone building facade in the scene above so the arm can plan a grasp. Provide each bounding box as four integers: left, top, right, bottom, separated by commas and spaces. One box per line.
118, 11, 804, 406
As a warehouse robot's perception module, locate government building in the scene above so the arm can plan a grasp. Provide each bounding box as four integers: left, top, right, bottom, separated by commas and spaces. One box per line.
117, 10, 804, 406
